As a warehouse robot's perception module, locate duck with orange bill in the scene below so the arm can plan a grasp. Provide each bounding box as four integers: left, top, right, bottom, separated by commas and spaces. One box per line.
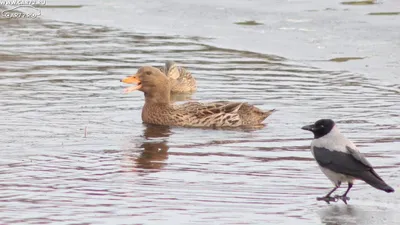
121, 66, 275, 128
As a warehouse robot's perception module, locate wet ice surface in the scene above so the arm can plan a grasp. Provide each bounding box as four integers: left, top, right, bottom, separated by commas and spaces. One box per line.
39, 0, 400, 80
0, 2, 400, 225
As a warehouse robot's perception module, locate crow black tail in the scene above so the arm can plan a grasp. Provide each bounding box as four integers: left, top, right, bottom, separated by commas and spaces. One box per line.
360, 170, 394, 193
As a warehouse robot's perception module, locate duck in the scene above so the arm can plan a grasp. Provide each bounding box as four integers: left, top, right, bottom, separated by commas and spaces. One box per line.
123, 61, 195, 93
158, 61, 196, 93
121, 66, 275, 128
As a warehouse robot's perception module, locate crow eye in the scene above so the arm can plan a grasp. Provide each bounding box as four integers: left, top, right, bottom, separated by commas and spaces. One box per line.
320, 125, 324, 128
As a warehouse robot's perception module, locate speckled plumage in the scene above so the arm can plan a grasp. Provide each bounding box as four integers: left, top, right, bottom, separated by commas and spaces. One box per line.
158, 61, 196, 93
122, 66, 274, 128
143, 101, 274, 128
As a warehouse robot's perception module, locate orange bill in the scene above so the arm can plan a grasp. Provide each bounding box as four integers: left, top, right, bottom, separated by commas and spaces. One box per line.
121, 75, 142, 93
121, 75, 140, 84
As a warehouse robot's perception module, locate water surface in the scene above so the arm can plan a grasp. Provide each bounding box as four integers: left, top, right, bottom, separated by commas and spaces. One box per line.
0, 4, 399, 225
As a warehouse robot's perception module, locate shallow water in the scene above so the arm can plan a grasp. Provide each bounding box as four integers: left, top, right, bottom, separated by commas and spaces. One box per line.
1, 2, 400, 225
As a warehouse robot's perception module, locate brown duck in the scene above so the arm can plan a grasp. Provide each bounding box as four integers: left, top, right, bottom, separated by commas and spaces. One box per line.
121, 66, 275, 128
159, 61, 196, 93
123, 61, 196, 93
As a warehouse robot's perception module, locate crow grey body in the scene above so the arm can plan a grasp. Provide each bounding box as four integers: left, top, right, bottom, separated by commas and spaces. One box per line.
302, 119, 394, 204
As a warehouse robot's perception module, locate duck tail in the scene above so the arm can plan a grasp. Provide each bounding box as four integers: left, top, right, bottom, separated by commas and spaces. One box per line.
259, 109, 276, 122
264, 109, 276, 117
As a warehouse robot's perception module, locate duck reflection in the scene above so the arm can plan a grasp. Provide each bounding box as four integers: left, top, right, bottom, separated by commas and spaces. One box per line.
135, 124, 172, 170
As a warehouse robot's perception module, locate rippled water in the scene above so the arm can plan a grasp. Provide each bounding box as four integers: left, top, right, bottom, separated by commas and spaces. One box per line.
0, 17, 399, 225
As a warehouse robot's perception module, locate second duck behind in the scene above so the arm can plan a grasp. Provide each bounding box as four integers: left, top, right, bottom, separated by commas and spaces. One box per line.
121, 66, 275, 128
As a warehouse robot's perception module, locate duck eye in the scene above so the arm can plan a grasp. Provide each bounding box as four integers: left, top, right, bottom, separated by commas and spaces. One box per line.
146, 71, 151, 75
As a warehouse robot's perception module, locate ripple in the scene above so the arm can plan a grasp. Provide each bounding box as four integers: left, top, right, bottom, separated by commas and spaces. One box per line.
0, 17, 399, 225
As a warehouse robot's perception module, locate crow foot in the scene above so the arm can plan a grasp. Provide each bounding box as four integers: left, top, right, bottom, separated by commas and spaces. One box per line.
317, 196, 338, 204
334, 195, 350, 204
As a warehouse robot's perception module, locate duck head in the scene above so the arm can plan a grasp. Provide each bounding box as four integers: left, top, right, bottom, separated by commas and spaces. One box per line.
121, 66, 170, 103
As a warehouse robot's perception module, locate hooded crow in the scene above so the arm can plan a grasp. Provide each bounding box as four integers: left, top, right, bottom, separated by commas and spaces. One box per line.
302, 119, 394, 204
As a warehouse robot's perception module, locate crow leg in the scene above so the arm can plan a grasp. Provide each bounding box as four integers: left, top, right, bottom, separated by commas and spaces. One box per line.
317, 182, 341, 204
334, 183, 352, 204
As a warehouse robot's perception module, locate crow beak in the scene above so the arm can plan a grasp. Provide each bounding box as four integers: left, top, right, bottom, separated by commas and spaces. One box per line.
301, 124, 315, 131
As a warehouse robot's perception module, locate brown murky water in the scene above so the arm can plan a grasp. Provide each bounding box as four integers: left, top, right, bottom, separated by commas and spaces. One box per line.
0, 10, 399, 225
